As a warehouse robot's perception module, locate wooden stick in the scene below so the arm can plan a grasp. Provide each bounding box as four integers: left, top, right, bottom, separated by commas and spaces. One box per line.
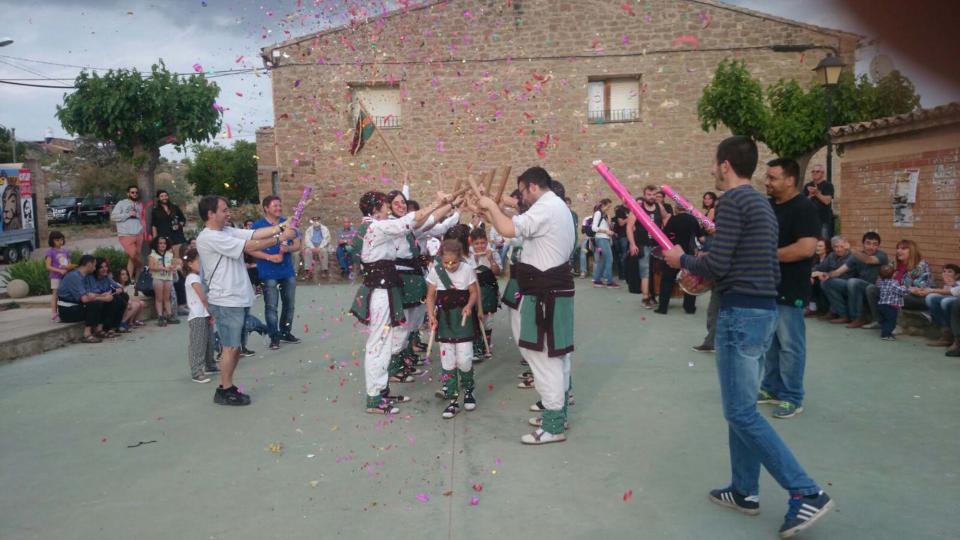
425, 327, 435, 359
482, 169, 496, 195
466, 176, 484, 198
493, 166, 511, 203
461, 312, 468, 327
476, 298, 490, 356
357, 100, 407, 173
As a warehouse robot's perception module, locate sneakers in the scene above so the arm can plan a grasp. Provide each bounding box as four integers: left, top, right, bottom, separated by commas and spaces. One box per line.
214, 385, 251, 406
642, 298, 656, 309
463, 390, 477, 411
280, 333, 301, 344
191, 375, 212, 384
158, 317, 168, 327
881, 335, 896, 341
269, 338, 280, 350
708, 487, 760, 516
520, 429, 566, 445
606, 282, 620, 289
166, 315, 181, 325
862, 321, 879, 329
204, 365, 220, 374
240, 347, 256, 357
529, 400, 546, 412
757, 389, 780, 405
442, 400, 461, 419
772, 401, 803, 419
779, 491, 834, 538
592, 281, 604, 288
691, 344, 715, 353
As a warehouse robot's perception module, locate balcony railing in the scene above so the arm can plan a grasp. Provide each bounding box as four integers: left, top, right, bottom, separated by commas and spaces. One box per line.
587, 108, 640, 124
372, 115, 401, 129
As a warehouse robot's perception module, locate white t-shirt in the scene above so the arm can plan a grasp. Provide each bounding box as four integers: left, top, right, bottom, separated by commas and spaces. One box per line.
184, 273, 210, 321
426, 260, 476, 291
511, 191, 575, 272
197, 226, 256, 308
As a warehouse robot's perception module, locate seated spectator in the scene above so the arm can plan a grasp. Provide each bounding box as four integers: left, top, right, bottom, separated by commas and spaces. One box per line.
947, 299, 960, 357
918, 263, 960, 347
808, 236, 851, 317
805, 237, 831, 317
335, 217, 357, 278
56, 255, 118, 343
821, 231, 888, 328
303, 215, 331, 280
864, 239, 930, 329
85, 257, 129, 334
115, 268, 146, 328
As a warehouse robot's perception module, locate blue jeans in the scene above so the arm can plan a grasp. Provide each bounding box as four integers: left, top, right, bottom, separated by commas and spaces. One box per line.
262, 276, 297, 339
761, 305, 806, 407
822, 277, 872, 319
614, 236, 629, 280
335, 245, 352, 273
925, 294, 957, 327
716, 306, 819, 497
578, 238, 591, 275
592, 237, 614, 284
878, 304, 899, 337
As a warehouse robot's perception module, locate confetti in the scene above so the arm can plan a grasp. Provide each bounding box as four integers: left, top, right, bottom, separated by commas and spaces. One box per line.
621, 3, 635, 16
624, 489, 633, 501
671, 35, 700, 49
469, 497, 480, 506
473, 483, 483, 492
416, 492, 430, 503
192, 63, 203, 73
267, 442, 284, 454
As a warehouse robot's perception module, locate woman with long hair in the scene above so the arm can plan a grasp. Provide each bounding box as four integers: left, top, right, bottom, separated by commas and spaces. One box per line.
590, 198, 618, 288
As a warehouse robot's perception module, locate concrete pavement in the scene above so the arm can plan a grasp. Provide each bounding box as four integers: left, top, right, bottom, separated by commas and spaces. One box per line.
1, 281, 957, 540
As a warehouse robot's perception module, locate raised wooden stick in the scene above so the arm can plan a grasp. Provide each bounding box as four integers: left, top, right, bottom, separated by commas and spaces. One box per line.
493, 166, 512, 202
425, 327, 435, 358
358, 100, 407, 173
466, 176, 484, 198
482, 169, 496, 195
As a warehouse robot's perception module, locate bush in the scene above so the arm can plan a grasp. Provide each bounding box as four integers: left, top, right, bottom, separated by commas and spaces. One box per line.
2, 259, 51, 296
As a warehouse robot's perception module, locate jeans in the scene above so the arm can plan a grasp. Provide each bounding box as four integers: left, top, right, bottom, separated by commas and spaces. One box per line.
878, 305, 899, 337
592, 237, 614, 284
926, 294, 958, 328
262, 276, 297, 339
578, 238, 592, 275
658, 266, 696, 313
951, 300, 960, 337
822, 277, 875, 320
716, 306, 819, 497
701, 291, 720, 348
335, 245, 352, 273
761, 305, 807, 407
614, 236, 630, 280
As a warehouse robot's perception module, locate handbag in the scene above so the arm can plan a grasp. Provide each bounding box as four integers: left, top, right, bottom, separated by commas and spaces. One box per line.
136, 266, 155, 297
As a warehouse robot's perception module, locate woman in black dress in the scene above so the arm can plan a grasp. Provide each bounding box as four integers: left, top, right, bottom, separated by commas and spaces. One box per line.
151, 190, 188, 311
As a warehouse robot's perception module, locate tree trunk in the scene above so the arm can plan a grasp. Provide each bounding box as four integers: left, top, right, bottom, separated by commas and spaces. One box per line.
133, 144, 160, 263
794, 151, 814, 183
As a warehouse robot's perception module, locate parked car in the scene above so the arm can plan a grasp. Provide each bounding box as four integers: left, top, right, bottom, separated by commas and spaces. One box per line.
46, 195, 114, 224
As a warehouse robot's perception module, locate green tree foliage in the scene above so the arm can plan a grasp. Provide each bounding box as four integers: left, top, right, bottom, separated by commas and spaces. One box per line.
56, 61, 221, 253
183, 140, 259, 204
0, 127, 27, 163
698, 60, 921, 172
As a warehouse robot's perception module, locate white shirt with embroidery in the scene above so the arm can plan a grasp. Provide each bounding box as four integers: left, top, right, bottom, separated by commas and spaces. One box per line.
359, 213, 417, 264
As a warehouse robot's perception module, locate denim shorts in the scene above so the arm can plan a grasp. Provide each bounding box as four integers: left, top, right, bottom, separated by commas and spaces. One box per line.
208, 304, 245, 348
638, 245, 653, 278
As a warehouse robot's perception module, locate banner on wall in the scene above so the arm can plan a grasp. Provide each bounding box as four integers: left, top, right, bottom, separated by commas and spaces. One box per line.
0, 167, 25, 233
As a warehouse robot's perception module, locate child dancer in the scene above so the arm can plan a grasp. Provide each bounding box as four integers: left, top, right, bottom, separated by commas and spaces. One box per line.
44, 231, 74, 321
149, 236, 179, 326
426, 239, 479, 418
184, 248, 217, 383
877, 264, 908, 341
469, 226, 501, 360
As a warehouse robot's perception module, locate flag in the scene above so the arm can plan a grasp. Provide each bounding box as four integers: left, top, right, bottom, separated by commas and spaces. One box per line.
349, 109, 376, 155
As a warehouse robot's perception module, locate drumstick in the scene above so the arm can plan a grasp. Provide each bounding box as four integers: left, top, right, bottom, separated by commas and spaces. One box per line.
482, 169, 496, 195
476, 297, 490, 355
493, 166, 511, 203
425, 327, 435, 358
461, 312, 468, 327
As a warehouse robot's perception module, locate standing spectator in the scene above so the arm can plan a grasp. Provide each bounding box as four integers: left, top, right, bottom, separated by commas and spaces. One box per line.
876, 264, 908, 341
303, 216, 331, 280
821, 232, 888, 327
590, 198, 618, 288
758, 158, 820, 420
251, 196, 302, 350
110, 185, 143, 281
335, 217, 357, 278
149, 236, 179, 326
803, 164, 834, 241
654, 205, 700, 314
626, 186, 669, 308
655, 190, 675, 217
197, 195, 296, 406
921, 264, 959, 347
612, 205, 630, 281
664, 136, 834, 538
699, 191, 718, 252
85, 258, 129, 335
184, 248, 215, 383
151, 190, 188, 257
691, 192, 721, 353
56, 255, 117, 343
564, 197, 579, 275
577, 214, 593, 278
44, 231, 74, 321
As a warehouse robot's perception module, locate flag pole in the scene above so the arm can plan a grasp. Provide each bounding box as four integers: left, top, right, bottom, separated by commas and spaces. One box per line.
357, 99, 408, 174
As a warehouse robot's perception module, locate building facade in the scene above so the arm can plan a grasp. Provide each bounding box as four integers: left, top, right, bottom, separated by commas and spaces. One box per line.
258, 0, 857, 222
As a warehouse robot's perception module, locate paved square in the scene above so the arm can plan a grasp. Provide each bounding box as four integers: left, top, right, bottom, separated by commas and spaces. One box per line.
1, 282, 957, 539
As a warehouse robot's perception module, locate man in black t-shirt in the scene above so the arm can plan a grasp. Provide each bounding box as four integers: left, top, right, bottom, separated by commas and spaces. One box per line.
654, 207, 701, 314
803, 164, 834, 240
626, 186, 670, 308
760, 158, 821, 420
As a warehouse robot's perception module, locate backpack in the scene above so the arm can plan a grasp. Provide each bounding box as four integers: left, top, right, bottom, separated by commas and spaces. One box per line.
581, 217, 596, 238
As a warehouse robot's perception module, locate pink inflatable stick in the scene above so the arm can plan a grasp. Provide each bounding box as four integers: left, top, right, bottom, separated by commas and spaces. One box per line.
592, 160, 673, 251
660, 184, 715, 230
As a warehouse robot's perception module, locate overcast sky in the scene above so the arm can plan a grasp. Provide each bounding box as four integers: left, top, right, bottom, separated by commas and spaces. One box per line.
1, 0, 957, 161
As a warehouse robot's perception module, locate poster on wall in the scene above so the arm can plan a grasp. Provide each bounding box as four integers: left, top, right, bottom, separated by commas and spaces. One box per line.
17, 169, 33, 229
0, 167, 25, 233
892, 168, 919, 203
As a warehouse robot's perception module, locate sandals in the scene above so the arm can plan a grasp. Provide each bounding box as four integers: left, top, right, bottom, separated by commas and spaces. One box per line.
516, 371, 533, 379
520, 428, 567, 445
80, 335, 103, 344
517, 377, 535, 389
132, 320, 146, 327
380, 391, 411, 404
389, 373, 415, 384
529, 400, 546, 412
366, 405, 400, 415
435, 389, 459, 400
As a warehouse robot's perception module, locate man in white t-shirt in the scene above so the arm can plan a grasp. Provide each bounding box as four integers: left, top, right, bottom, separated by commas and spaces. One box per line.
196, 195, 296, 406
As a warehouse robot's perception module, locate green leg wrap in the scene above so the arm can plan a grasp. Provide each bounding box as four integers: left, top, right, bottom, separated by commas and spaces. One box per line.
388, 352, 405, 377
459, 367, 475, 392
440, 369, 459, 398
366, 394, 383, 408
541, 403, 566, 435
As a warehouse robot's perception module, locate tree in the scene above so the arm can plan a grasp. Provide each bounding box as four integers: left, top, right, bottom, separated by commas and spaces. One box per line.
56, 61, 221, 247
698, 59, 920, 174
0, 127, 27, 163
184, 140, 259, 204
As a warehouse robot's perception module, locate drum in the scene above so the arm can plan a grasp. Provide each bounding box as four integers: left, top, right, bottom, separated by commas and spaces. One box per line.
678, 269, 713, 296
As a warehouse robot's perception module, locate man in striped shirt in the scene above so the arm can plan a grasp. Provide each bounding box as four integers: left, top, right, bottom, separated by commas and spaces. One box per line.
665, 136, 834, 538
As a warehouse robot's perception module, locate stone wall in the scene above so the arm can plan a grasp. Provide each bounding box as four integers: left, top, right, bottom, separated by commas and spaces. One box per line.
259, 0, 857, 223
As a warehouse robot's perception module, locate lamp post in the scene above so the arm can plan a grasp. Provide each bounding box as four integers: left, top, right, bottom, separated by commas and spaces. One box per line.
813, 54, 845, 186
1, 39, 14, 162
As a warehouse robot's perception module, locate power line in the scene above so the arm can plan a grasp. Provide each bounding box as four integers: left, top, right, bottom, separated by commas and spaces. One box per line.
0, 79, 76, 89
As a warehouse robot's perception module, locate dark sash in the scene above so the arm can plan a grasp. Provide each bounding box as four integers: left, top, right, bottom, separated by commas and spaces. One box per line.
515, 262, 575, 357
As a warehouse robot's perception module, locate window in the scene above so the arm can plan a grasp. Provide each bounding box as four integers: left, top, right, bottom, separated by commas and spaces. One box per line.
587, 76, 641, 124
350, 84, 402, 129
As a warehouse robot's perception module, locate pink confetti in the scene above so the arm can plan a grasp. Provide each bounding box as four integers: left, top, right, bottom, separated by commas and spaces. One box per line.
624, 489, 633, 502
463, 10, 472, 17
621, 3, 635, 16
225, 124, 233, 139
469, 497, 480, 506
304, 324, 309, 333
436, 140, 445, 152
671, 35, 700, 49
192, 63, 203, 73
235, 92, 244, 97
473, 483, 483, 492
235, 55, 245, 63
294, 80, 301, 88
416, 492, 430, 503
621, 35, 630, 45
101, 437, 107, 443
212, 103, 224, 113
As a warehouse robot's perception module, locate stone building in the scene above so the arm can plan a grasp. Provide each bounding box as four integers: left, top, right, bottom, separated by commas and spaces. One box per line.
831, 102, 960, 279
257, 0, 858, 222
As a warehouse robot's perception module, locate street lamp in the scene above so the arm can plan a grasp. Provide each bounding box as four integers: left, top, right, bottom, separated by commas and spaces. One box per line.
813, 54, 845, 186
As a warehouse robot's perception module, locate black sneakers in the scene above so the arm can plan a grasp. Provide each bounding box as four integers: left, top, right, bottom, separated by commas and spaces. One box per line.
463, 390, 477, 411
214, 385, 251, 406
779, 492, 834, 538
709, 487, 760, 516
280, 333, 301, 344
240, 347, 256, 357
269, 338, 281, 350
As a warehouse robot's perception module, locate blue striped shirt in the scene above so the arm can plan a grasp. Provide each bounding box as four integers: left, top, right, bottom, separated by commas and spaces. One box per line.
681, 184, 780, 302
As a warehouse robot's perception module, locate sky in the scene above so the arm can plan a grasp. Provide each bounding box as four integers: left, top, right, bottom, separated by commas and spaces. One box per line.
1, 0, 957, 161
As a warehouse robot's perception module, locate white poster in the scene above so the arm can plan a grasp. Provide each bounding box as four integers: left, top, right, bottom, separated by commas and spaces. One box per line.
892, 168, 919, 204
